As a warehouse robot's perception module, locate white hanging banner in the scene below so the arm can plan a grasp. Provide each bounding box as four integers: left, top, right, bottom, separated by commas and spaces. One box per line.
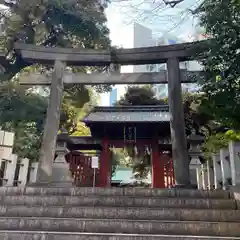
91, 156, 99, 169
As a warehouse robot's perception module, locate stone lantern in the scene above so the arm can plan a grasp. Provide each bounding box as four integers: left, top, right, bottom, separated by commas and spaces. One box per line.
52, 128, 72, 187
188, 130, 205, 170
188, 130, 205, 188
55, 128, 70, 157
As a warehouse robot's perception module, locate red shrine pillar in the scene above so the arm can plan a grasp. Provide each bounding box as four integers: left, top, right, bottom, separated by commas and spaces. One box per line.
98, 138, 111, 187
151, 139, 165, 188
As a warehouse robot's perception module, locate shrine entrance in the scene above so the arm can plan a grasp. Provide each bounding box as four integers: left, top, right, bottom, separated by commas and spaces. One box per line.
59, 105, 175, 188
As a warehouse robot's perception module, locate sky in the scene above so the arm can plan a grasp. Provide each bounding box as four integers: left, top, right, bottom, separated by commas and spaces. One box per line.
106, 0, 201, 45
99, 0, 202, 106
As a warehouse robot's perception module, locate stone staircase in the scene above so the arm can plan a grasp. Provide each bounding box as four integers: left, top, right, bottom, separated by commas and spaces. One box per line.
0, 187, 239, 239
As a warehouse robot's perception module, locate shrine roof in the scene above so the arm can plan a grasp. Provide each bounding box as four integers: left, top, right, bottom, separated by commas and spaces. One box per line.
83, 105, 170, 123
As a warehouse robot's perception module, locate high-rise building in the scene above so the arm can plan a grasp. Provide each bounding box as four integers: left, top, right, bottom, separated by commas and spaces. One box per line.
152, 34, 188, 99
109, 88, 118, 106
152, 33, 202, 99
104, 23, 202, 106
107, 23, 155, 106
120, 23, 156, 74
132, 23, 156, 73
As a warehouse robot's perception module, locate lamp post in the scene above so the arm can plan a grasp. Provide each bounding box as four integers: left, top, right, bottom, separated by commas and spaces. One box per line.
55, 128, 70, 157
53, 128, 72, 187
188, 130, 205, 189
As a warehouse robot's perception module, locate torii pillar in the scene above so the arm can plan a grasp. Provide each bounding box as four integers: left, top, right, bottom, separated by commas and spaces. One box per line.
167, 58, 191, 187
37, 60, 66, 183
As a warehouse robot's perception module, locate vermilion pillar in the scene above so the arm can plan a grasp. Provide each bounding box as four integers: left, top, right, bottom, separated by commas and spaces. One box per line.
151, 140, 165, 188
98, 138, 111, 187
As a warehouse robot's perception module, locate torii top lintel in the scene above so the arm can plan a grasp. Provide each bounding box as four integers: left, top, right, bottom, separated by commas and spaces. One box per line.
14, 40, 208, 66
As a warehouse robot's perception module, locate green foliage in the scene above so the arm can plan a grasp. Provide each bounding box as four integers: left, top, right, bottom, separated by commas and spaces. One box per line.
192, 0, 240, 158
195, 0, 240, 129
0, 82, 47, 128
132, 154, 151, 179
116, 86, 165, 106
0, 82, 47, 161
0, 0, 110, 83
225, 130, 240, 141
10, 122, 42, 162
0, 0, 112, 108
202, 130, 240, 159
0, 0, 111, 161
182, 92, 213, 136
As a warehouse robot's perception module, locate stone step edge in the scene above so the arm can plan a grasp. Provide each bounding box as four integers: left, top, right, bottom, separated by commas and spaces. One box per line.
0, 187, 231, 199
1, 198, 236, 210
1, 196, 236, 208
0, 231, 239, 239
1, 195, 234, 201
0, 216, 237, 224
1, 205, 238, 212
0, 206, 239, 222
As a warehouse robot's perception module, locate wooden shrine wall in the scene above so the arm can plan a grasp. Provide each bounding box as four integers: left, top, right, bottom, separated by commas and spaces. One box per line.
65, 152, 100, 187
162, 154, 175, 188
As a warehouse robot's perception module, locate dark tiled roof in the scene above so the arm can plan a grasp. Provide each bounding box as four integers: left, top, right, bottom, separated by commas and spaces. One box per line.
83, 105, 170, 123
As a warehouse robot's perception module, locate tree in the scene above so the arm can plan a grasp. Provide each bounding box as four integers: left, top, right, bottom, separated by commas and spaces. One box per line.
0, 0, 112, 101
182, 92, 213, 137
116, 86, 165, 106
0, 81, 47, 161
0, 0, 112, 160
0, 80, 96, 161
0, 0, 110, 75
113, 0, 185, 8
195, 0, 240, 129
0, 82, 47, 126
202, 130, 240, 161
163, 0, 184, 7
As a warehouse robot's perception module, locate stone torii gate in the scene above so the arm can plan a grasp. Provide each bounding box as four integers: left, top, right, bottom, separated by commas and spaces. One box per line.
12, 41, 206, 187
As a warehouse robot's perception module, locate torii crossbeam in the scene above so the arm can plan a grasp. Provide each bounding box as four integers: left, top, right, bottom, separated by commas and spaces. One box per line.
18, 70, 205, 85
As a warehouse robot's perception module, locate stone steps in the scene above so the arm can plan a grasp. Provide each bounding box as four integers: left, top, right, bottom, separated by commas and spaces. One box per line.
0, 187, 231, 199
0, 187, 237, 239
0, 205, 239, 222
0, 195, 236, 209
0, 217, 239, 237
0, 232, 240, 240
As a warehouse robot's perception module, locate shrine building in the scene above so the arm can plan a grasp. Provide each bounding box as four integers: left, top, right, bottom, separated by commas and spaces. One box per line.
58, 105, 175, 188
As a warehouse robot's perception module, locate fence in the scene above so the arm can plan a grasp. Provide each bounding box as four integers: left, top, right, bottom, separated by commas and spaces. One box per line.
0, 130, 38, 187
195, 141, 240, 190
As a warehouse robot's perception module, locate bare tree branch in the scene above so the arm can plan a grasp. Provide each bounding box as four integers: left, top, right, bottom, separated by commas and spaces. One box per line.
163, 0, 184, 8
